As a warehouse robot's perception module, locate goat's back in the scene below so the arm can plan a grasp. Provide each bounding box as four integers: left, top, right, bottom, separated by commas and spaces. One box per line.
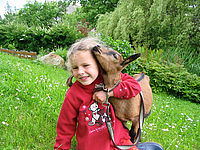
110, 74, 153, 122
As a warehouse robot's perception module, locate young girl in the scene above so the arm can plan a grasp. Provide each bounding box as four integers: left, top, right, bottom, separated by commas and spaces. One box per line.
54, 37, 142, 150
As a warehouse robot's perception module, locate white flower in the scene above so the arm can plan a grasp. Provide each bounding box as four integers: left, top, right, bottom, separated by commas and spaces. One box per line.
186, 115, 193, 122
16, 89, 21, 92
162, 129, 169, 131
149, 123, 155, 126
180, 128, 184, 132
2, 121, 8, 126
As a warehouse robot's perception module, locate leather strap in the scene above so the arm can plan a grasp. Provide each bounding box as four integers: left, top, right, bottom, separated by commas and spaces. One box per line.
104, 91, 145, 149
94, 80, 121, 93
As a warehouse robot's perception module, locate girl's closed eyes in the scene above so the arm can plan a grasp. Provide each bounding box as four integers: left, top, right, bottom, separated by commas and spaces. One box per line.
83, 64, 90, 68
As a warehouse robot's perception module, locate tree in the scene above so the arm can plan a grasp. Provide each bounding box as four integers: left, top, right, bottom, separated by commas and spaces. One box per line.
68, 0, 119, 26
0, 1, 18, 24
5, 1, 12, 13
17, 0, 69, 28
97, 0, 200, 52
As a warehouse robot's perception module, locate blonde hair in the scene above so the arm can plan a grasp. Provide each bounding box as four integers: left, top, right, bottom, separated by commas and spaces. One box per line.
66, 37, 103, 72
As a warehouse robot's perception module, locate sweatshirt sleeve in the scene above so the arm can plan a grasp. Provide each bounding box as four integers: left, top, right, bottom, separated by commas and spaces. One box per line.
113, 73, 141, 99
54, 91, 78, 150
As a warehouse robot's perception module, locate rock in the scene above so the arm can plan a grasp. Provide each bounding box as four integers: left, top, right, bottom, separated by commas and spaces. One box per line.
39, 52, 65, 68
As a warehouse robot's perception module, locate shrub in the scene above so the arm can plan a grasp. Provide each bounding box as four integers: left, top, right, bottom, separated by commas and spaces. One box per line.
0, 22, 29, 50
48, 22, 84, 49
137, 60, 200, 103
0, 21, 83, 53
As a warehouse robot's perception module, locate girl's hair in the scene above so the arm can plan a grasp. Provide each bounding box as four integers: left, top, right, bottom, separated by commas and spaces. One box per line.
66, 37, 103, 72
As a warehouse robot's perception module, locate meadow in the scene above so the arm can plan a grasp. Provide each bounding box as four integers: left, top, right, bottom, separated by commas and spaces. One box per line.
0, 53, 199, 150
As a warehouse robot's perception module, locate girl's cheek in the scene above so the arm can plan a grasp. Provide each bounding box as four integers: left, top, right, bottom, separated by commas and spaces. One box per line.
72, 71, 77, 78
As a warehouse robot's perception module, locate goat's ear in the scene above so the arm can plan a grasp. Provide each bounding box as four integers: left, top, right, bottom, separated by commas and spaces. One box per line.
120, 53, 141, 67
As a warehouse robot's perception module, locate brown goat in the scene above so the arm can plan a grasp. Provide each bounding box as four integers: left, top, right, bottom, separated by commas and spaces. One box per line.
91, 45, 153, 142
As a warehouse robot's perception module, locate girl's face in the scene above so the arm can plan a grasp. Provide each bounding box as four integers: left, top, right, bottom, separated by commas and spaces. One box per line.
70, 50, 99, 85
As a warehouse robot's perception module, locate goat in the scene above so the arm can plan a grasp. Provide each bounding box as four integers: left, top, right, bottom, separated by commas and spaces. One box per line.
91, 45, 153, 142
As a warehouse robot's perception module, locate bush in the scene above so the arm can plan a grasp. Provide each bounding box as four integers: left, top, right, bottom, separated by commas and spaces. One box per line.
54, 47, 69, 61
0, 22, 29, 50
137, 60, 200, 103
0, 21, 83, 53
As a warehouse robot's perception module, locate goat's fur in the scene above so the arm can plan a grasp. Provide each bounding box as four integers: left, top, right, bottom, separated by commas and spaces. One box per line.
91, 45, 153, 142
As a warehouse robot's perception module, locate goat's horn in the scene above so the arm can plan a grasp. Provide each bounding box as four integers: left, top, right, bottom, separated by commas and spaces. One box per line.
120, 53, 141, 67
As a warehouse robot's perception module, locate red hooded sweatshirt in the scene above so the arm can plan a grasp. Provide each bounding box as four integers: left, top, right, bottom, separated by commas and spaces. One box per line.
54, 73, 141, 150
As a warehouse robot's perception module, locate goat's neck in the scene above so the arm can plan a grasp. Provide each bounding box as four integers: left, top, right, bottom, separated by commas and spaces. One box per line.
103, 72, 121, 88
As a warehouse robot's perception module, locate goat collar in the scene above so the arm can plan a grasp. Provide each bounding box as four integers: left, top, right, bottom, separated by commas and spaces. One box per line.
94, 80, 121, 93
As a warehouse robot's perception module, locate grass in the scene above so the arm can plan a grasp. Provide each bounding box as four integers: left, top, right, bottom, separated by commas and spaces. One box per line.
0, 53, 70, 149
141, 94, 200, 150
0, 53, 199, 149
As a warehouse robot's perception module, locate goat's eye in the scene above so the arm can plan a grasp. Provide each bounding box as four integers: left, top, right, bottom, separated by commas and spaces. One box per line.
113, 54, 118, 59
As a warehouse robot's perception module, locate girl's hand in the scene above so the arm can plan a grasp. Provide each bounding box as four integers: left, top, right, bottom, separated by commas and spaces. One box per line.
93, 90, 114, 103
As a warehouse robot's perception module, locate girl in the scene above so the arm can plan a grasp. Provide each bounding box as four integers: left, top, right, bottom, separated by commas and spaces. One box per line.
54, 37, 141, 150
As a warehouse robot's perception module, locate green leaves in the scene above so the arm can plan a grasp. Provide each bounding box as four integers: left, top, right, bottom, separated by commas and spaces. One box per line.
0, 18, 84, 53
139, 60, 200, 103
69, 0, 119, 26
18, 1, 69, 28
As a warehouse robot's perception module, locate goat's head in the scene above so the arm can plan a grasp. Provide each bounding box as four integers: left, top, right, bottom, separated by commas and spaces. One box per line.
92, 45, 140, 74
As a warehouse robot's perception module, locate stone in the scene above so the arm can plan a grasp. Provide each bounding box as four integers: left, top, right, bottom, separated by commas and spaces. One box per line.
39, 52, 65, 68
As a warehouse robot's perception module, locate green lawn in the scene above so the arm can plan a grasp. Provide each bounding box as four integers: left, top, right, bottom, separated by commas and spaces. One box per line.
142, 94, 199, 150
0, 53, 199, 150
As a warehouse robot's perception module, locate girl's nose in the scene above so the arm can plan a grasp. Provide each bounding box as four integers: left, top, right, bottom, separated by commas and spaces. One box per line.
77, 67, 84, 74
